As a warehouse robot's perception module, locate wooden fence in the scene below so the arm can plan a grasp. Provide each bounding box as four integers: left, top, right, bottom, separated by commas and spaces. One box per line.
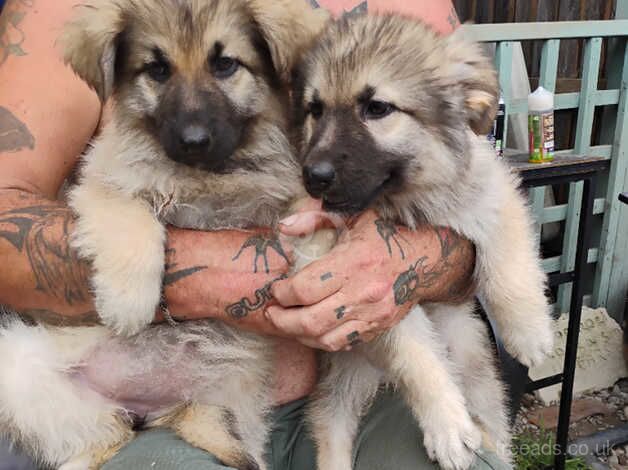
463, 1, 628, 320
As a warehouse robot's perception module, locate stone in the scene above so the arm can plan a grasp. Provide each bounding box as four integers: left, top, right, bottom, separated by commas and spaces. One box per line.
529, 307, 628, 405
624, 406, 628, 418
527, 399, 613, 429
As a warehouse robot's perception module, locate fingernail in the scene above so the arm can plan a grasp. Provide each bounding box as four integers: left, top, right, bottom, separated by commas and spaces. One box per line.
280, 214, 298, 227
264, 309, 272, 320
369, 322, 379, 329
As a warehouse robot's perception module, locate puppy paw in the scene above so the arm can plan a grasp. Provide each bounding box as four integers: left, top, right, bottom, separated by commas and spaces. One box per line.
423, 410, 482, 470
92, 266, 163, 336
504, 320, 554, 367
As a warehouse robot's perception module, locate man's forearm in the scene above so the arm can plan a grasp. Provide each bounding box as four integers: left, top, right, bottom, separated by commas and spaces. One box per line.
0, 189, 290, 333
388, 224, 477, 306
0, 189, 97, 324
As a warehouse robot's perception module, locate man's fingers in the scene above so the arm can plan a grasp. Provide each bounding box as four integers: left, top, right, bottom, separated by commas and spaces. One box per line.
298, 320, 379, 352
265, 292, 352, 337
270, 262, 343, 307
279, 210, 345, 237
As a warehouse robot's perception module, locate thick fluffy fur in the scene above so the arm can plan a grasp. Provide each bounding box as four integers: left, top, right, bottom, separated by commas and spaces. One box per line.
294, 14, 554, 470
0, 1, 327, 469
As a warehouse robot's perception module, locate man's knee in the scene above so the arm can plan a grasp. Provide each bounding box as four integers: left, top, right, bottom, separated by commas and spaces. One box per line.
102, 429, 235, 470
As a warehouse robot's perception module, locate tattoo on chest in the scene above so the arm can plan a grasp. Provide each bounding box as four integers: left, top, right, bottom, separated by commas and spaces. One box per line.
0, 205, 91, 305
374, 218, 408, 260
0, 0, 34, 66
0, 106, 35, 153
163, 248, 207, 286
232, 234, 289, 274
225, 274, 287, 319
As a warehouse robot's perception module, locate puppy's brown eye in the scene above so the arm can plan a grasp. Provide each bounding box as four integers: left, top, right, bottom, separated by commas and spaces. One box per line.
363, 100, 394, 120
307, 101, 323, 119
145, 61, 171, 83
213, 56, 240, 78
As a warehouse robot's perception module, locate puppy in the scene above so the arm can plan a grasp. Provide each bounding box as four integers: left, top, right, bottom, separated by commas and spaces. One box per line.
293, 14, 555, 470
0, 1, 328, 469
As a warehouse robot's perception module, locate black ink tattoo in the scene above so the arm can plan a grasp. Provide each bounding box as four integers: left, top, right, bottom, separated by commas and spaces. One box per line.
392, 227, 471, 306
447, 5, 460, 29
163, 248, 207, 286
347, 330, 361, 346
375, 218, 408, 260
0, 0, 33, 66
232, 234, 289, 274
320, 272, 333, 282
226, 274, 288, 319
0, 106, 35, 153
335, 305, 346, 320
0, 205, 91, 304
393, 257, 426, 306
17, 308, 101, 327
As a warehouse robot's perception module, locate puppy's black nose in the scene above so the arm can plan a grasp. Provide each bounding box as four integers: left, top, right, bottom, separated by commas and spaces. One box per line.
303, 162, 336, 195
179, 125, 211, 153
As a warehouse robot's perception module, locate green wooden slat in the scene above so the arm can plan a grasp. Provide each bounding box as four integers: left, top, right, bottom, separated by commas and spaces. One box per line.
540, 198, 605, 224
541, 248, 599, 273
494, 41, 513, 149
593, 39, 628, 307
540, 40, 560, 91
528, 188, 545, 247
558, 38, 603, 313
508, 90, 619, 114
554, 145, 612, 158
466, 20, 628, 42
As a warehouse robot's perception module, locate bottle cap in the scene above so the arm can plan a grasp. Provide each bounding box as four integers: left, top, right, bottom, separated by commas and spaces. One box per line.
528, 86, 554, 112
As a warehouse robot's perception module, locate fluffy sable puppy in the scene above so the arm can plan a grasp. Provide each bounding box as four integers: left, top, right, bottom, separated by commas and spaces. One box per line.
293, 14, 555, 470
0, 1, 328, 469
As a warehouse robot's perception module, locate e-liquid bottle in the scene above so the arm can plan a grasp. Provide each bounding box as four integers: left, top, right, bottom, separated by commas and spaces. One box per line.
528, 86, 555, 163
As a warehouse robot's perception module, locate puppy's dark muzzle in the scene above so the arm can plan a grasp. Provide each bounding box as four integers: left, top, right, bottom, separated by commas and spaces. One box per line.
303, 161, 336, 198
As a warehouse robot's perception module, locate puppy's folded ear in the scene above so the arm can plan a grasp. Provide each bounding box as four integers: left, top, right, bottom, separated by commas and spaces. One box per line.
445, 28, 499, 135
247, 0, 329, 83
60, 1, 125, 102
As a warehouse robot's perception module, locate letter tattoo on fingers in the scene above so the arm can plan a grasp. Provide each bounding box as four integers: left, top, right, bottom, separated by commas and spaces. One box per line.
347, 330, 361, 346
320, 272, 333, 282
335, 305, 346, 319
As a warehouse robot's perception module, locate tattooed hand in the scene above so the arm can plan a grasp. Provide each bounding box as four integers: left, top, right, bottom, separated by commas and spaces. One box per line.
265, 209, 475, 352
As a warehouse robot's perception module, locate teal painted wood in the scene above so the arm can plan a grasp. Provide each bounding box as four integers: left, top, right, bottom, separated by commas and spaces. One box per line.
541, 248, 599, 273
529, 40, 561, 250
593, 38, 628, 313
465, 20, 628, 42
558, 38, 603, 313
507, 89, 619, 114
495, 41, 513, 149
541, 198, 606, 224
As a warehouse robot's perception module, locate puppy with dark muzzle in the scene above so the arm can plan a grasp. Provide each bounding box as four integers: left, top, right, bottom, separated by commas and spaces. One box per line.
293, 14, 555, 470
0, 1, 328, 469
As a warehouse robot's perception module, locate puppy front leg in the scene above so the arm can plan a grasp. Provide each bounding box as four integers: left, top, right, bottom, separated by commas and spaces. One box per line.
368, 307, 481, 470
308, 352, 380, 470
478, 188, 554, 367
69, 182, 166, 335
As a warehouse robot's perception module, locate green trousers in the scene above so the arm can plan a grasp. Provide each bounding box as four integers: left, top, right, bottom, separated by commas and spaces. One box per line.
103, 389, 511, 470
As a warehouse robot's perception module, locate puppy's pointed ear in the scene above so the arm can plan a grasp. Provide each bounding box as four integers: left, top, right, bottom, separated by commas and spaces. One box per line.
445, 28, 499, 135
60, 1, 126, 102
247, 0, 329, 83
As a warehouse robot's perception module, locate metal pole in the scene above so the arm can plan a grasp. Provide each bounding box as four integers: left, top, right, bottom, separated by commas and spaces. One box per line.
554, 175, 596, 469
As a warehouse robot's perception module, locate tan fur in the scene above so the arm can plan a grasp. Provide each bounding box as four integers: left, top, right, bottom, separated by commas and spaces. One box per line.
0, 1, 328, 469
296, 14, 554, 470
